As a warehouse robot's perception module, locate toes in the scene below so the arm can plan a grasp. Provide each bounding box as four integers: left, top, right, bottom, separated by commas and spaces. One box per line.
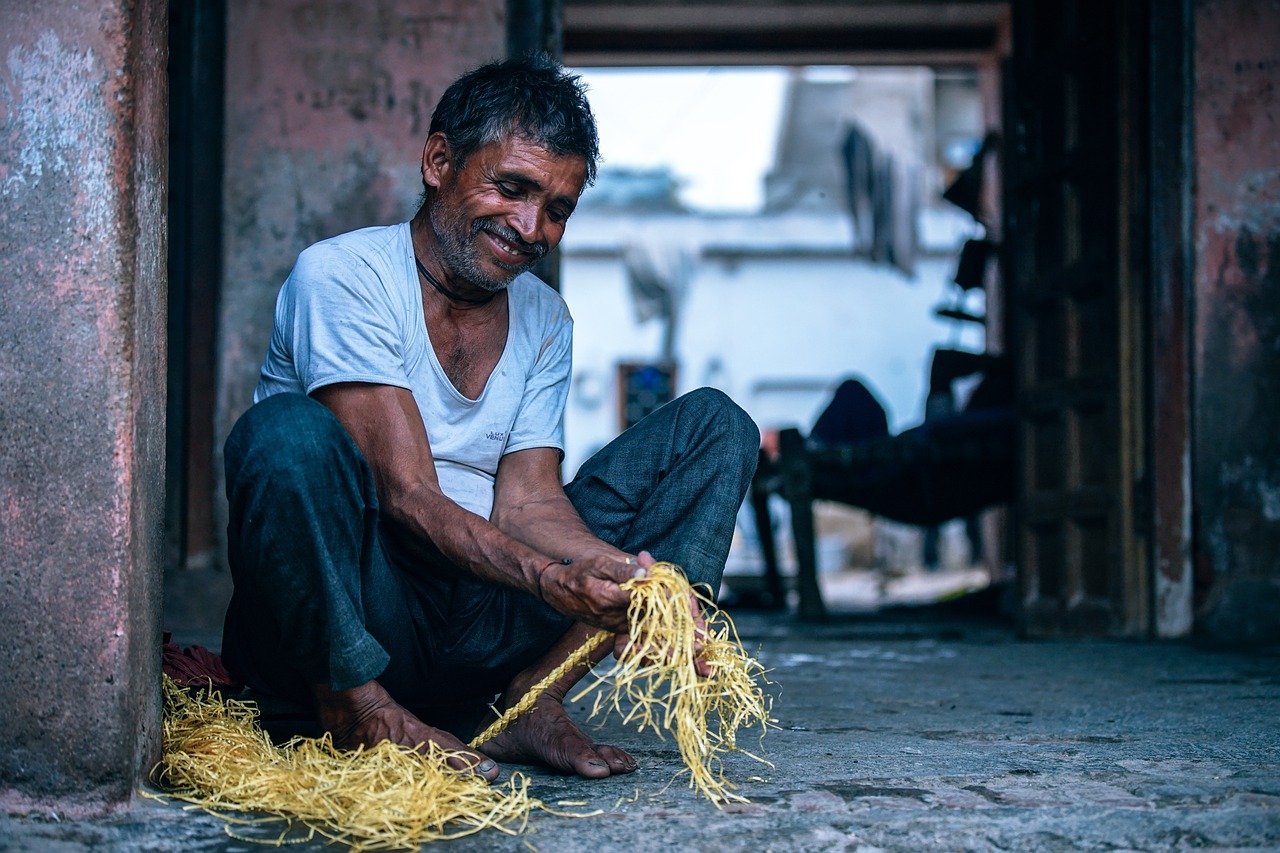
578, 755, 612, 779
596, 745, 637, 774
483, 701, 636, 780
574, 744, 635, 778
472, 757, 500, 781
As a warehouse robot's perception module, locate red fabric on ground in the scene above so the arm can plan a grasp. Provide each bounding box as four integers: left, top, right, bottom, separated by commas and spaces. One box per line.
162, 631, 241, 690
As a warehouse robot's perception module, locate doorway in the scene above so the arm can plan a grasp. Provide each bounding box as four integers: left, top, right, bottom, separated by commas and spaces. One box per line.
165, 0, 227, 642
558, 62, 1003, 613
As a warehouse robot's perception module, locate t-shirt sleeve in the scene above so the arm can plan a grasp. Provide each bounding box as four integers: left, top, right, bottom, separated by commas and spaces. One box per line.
504, 308, 572, 457
278, 243, 412, 395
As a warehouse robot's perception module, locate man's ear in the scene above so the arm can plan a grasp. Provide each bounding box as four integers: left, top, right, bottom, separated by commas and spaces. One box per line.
421, 132, 452, 190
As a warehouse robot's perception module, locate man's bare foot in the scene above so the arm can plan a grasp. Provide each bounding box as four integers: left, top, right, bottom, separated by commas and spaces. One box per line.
314, 679, 499, 781
479, 698, 636, 779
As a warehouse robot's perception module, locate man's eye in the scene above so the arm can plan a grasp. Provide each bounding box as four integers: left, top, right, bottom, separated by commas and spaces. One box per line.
548, 207, 570, 224
496, 182, 521, 197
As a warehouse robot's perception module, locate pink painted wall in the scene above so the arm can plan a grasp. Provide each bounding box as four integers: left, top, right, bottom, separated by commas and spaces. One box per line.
216, 0, 506, 509
0, 0, 167, 803
1191, 0, 1280, 643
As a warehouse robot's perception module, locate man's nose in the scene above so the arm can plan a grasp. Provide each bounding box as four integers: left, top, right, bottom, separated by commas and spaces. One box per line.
510, 202, 546, 243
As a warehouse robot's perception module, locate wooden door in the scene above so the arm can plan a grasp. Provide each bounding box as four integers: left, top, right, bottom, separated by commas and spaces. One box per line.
1004, 0, 1151, 635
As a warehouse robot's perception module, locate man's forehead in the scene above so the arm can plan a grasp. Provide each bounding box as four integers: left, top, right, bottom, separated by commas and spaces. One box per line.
478, 134, 582, 165
476, 136, 587, 188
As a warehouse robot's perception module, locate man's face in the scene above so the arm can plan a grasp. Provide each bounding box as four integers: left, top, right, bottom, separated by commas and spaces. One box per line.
428, 135, 587, 292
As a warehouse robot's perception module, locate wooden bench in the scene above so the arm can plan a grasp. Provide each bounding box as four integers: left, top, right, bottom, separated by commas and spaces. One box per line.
750, 408, 1016, 619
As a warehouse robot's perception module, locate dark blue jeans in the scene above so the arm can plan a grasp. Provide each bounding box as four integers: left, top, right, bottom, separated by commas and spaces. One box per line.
221, 388, 758, 727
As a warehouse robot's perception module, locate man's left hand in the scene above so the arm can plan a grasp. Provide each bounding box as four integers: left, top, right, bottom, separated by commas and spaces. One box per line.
537, 551, 652, 634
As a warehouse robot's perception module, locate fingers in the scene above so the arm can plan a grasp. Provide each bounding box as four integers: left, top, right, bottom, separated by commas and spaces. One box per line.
540, 558, 632, 632
612, 595, 712, 678
686, 590, 712, 678
606, 557, 712, 679
617, 551, 658, 586
543, 551, 692, 636
693, 652, 712, 678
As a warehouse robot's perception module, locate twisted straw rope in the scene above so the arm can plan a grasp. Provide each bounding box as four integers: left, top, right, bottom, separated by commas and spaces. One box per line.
470, 628, 610, 748
474, 561, 773, 802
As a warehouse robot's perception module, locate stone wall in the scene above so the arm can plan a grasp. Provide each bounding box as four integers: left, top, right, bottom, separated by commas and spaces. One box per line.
0, 0, 168, 803
216, 0, 506, 532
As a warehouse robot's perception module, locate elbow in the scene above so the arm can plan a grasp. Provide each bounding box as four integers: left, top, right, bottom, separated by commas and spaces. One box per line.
380, 480, 440, 532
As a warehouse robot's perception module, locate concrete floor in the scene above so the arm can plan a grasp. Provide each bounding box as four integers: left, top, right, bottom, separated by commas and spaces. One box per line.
3, 603, 1279, 852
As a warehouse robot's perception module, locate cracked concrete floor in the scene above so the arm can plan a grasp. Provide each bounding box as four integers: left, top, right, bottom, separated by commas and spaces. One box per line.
3, 611, 1279, 852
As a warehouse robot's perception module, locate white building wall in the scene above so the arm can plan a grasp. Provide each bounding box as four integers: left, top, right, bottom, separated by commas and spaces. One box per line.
559, 242, 984, 478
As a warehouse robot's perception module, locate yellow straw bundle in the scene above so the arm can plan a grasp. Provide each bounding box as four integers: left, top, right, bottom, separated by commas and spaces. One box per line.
570, 561, 774, 804
156, 677, 549, 850
156, 560, 772, 847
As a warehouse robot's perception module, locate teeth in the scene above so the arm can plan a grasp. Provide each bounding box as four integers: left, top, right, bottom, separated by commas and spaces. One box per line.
493, 234, 523, 256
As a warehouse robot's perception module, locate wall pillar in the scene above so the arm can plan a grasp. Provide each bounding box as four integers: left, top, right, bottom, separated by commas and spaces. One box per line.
0, 0, 168, 805
1191, 0, 1280, 644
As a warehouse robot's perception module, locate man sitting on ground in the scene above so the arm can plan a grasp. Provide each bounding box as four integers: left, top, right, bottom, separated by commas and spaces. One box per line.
219, 54, 758, 782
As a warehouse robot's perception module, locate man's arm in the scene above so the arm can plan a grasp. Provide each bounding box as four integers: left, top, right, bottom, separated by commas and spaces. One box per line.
311, 381, 634, 633
491, 446, 650, 616
491, 448, 710, 677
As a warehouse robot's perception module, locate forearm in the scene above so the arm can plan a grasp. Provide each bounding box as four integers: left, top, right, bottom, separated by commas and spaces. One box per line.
386, 482, 549, 596
491, 491, 624, 564
309, 384, 633, 629
395, 485, 633, 631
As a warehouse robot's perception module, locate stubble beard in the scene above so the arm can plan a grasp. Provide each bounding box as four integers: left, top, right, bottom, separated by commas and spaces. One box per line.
429, 197, 547, 293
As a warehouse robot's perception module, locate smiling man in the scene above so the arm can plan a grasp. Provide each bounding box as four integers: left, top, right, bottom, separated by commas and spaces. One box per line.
218, 54, 759, 781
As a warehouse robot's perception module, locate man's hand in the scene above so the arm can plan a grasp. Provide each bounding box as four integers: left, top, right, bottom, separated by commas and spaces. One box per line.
537, 550, 654, 633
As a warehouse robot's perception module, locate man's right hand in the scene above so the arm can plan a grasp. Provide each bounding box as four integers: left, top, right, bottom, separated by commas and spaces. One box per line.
537, 550, 655, 634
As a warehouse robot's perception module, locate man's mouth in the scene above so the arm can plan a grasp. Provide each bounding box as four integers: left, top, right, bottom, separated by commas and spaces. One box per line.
476, 221, 547, 267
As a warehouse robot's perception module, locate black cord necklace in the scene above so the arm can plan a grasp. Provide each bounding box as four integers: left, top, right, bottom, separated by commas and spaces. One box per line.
415, 256, 496, 306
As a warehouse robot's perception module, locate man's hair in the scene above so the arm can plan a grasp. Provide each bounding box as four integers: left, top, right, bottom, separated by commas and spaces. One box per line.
429, 53, 600, 185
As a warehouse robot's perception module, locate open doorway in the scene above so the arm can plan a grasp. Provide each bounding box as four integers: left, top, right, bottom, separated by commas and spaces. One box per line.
164, 0, 229, 648
556, 63, 1007, 614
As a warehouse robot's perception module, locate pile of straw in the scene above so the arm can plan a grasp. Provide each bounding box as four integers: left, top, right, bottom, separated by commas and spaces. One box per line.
156, 678, 549, 849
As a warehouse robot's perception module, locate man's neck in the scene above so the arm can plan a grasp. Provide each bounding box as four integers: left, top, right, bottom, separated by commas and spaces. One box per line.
409, 213, 498, 308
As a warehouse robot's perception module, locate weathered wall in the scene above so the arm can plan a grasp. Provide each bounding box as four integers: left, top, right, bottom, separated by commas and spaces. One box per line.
1192, 0, 1280, 644
0, 0, 167, 804
216, 0, 506, 524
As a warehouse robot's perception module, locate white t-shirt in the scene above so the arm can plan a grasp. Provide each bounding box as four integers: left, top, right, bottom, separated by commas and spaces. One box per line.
255, 222, 573, 519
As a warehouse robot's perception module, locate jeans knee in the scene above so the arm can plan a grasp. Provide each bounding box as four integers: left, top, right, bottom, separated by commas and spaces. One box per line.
682, 387, 760, 463
225, 393, 360, 491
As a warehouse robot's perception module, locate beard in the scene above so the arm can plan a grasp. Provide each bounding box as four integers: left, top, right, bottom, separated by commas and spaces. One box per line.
429, 196, 549, 293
